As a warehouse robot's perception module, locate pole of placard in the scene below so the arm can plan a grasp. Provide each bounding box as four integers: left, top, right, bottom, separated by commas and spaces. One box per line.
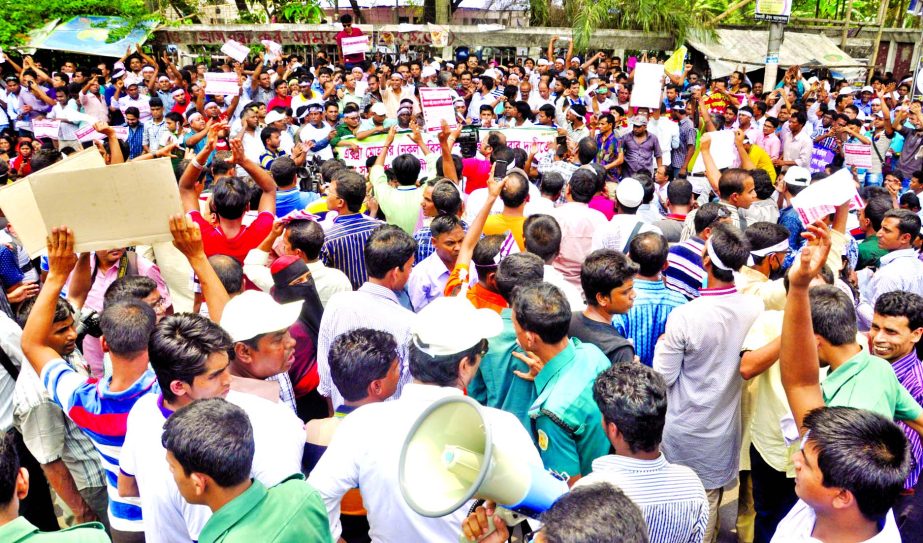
763, 22, 784, 91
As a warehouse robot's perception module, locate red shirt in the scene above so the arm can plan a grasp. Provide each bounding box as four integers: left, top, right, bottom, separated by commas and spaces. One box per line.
461, 158, 492, 194
335, 27, 366, 64
266, 96, 292, 112
188, 210, 274, 263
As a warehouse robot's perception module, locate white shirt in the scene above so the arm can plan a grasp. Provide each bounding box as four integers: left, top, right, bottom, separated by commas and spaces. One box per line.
524, 196, 557, 217
771, 500, 900, 542
117, 94, 152, 122
307, 384, 545, 542
592, 214, 664, 253
120, 391, 305, 543
407, 252, 451, 312
544, 265, 586, 312
0, 312, 21, 432
858, 248, 923, 328
647, 117, 680, 169
299, 121, 335, 161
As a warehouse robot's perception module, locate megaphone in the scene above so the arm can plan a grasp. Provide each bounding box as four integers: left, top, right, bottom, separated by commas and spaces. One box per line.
399, 396, 568, 528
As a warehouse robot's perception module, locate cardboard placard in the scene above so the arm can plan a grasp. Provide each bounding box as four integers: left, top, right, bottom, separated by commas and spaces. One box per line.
31, 120, 61, 139
0, 158, 182, 257
809, 147, 836, 173
76, 124, 128, 143
790, 167, 864, 226
843, 143, 872, 169
418, 87, 458, 133
692, 130, 740, 174
221, 40, 250, 63
630, 63, 665, 109
341, 35, 369, 57
204, 72, 240, 96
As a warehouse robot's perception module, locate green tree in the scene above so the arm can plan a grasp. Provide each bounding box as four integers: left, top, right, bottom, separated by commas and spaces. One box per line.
569, 0, 714, 51
0, 0, 151, 48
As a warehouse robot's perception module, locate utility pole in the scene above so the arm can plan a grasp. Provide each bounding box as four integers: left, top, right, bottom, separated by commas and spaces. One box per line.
763, 23, 784, 91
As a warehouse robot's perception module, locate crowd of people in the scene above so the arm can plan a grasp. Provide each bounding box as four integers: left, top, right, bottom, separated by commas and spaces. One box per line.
0, 13, 923, 543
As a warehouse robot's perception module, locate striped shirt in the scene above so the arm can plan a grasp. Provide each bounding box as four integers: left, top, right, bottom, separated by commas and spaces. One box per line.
577, 454, 709, 543
413, 220, 469, 265
613, 279, 687, 367
317, 282, 414, 411
892, 350, 923, 489
126, 124, 144, 159
664, 237, 706, 300
321, 213, 384, 290
42, 358, 159, 532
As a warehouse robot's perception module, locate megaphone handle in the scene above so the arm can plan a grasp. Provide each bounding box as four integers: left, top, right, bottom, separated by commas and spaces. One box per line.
458, 508, 525, 543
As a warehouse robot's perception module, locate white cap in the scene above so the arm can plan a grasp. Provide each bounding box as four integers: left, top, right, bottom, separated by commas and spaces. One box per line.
839, 86, 856, 95
411, 296, 503, 356
537, 59, 550, 67
784, 166, 811, 187
481, 69, 499, 80
421, 66, 437, 79
616, 177, 645, 208
861, 85, 874, 94
264, 110, 286, 124
219, 291, 302, 342
370, 102, 388, 116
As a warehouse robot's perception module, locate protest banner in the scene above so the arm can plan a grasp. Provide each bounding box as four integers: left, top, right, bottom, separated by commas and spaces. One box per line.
790, 167, 864, 226
261, 39, 283, 61
418, 87, 458, 132
809, 147, 836, 173
336, 127, 556, 176
630, 63, 663, 109
76, 124, 128, 143
0, 158, 182, 257
843, 143, 872, 169
204, 72, 240, 96
691, 130, 740, 174
341, 35, 370, 57
221, 39, 250, 63
31, 120, 61, 140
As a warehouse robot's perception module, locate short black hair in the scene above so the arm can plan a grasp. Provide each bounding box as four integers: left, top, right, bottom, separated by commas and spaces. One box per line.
431, 180, 462, 216
874, 291, 923, 331
594, 363, 667, 453
391, 154, 421, 186
744, 222, 790, 265
568, 168, 597, 203
149, 313, 233, 402
208, 255, 244, 294
100, 300, 156, 357
339, 13, 353, 24
576, 137, 597, 165
30, 150, 63, 172
809, 285, 858, 346
864, 196, 894, 231
0, 432, 19, 506
365, 225, 417, 279
260, 126, 281, 146
523, 214, 562, 263
212, 176, 251, 220
162, 398, 253, 487
430, 214, 462, 239
582, 249, 638, 306
15, 296, 73, 328
286, 220, 325, 260
512, 283, 571, 344
883, 208, 921, 242
628, 232, 669, 277
333, 170, 367, 213
750, 169, 774, 200
329, 328, 398, 402
803, 406, 910, 523
270, 156, 298, 187
540, 483, 648, 543
707, 223, 751, 282
494, 253, 545, 303
472, 234, 505, 279
104, 276, 157, 307
718, 168, 753, 200
124, 106, 140, 118
409, 339, 487, 387
540, 172, 565, 197
666, 178, 693, 206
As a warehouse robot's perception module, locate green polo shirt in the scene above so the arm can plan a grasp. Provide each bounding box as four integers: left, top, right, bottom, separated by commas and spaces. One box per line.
369, 164, 424, 234
0, 517, 109, 542
822, 349, 923, 421
528, 338, 611, 480
198, 474, 331, 543
468, 308, 537, 430
857, 235, 888, 271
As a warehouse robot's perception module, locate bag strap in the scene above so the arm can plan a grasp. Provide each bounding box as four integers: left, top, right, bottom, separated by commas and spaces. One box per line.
0, 346, 19, 380
623, 221, 645, 253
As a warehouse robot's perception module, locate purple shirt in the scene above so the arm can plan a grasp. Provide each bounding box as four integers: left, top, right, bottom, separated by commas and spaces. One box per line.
621, 131, 662, 177
893, 349, 923, 489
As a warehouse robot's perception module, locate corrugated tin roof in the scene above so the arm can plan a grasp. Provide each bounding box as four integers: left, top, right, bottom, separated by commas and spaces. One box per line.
687, 28, 865, 80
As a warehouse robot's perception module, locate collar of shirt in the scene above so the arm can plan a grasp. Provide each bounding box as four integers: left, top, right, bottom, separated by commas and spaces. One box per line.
332, 213, 370, 225
156, 393, 173, 418
880, 248, 919, 267
469, 283, 507, 311
200, 478, 281, 543
892, 349, 922, 381
399, 382, 463, 403
358, 281, 402, 305
822, 349, 870, 400
699, 285, 737, 297
738, 266, 768, 284
633, 278, 669, 293
0, 517, 50, 541
533, 339, 577, 394
591, 453, 669, 474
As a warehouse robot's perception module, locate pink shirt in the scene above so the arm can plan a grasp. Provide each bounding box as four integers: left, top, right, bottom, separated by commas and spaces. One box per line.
588, 194, 616, 220
551, 202, 609, 288
755, 132, 781, 160
79, 91, 109, 123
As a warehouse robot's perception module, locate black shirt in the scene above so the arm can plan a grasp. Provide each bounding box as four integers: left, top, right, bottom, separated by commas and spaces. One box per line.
568, 312, 634, 364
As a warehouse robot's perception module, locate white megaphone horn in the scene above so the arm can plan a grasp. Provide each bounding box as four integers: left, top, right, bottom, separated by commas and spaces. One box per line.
399, 396, 568, 539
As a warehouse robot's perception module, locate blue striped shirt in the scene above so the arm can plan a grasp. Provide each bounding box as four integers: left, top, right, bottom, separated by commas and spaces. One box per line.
664, 237, 706, 300
42, 359, 159, 532
321, 213, 384, 290
613, 279, 687, 367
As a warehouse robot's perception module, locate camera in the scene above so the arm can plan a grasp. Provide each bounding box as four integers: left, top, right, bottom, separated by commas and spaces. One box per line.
299, 154, 325, 193
75, 309, 102, 346
456, 126, 479, 159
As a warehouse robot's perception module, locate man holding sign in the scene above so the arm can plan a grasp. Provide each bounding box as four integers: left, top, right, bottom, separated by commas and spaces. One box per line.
336, 14, 366, 70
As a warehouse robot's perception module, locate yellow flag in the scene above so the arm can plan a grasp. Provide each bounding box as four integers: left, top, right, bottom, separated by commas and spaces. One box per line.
664, 46, 688, 76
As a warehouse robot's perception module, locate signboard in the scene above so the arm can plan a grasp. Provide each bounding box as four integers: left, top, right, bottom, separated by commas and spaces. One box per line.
31, 120, 61, 140
629, 63, 665, 109
790, 167, 864, 226
204, 72, 240, 96
76, 124, 128, 143
341, 35, 370, 57
220, 39, 250, 63
692, 130, 740, 174
843, 143, 872, 169
0, 158, 181, 257
754, 0, 792, 23
809, 147, 836, 173
418, 87, 458, 133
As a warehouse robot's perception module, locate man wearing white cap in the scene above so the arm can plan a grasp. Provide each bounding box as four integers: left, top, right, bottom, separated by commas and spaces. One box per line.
308, 294, 543, 542
381, 72, 418, 118
855, 86, 875, 117
219, 290, 301, 412
358, 102, 395, 136
592, 178, 663, 253
114, 80, 151, 122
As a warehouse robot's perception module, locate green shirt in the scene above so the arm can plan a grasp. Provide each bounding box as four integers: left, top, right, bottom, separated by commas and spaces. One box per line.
198, 475, 332, 543
857, 235, 888, 271
469, 308, 536, 430
0, 518, 109, 543
822, 349, 923, 421
369, 164, 424, 234
528, 338, 611, 479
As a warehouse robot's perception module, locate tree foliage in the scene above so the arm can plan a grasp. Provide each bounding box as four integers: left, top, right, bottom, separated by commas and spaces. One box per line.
0, 0, 151, 48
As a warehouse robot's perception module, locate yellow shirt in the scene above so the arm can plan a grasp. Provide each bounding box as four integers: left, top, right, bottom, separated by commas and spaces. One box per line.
749, 144, 777, 183
483, 214, 526, 251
